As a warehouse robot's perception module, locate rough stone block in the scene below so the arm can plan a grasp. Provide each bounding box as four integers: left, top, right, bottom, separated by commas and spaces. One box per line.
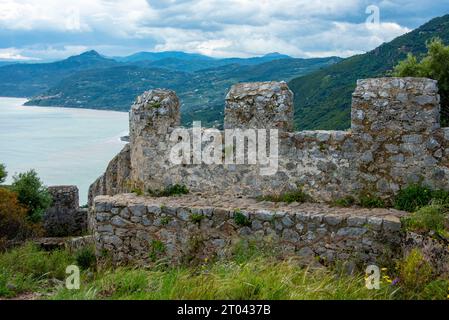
224, 81, 294, 131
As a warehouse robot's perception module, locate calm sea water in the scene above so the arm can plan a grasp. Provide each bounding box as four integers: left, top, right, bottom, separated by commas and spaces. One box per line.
0, 97, 128, 205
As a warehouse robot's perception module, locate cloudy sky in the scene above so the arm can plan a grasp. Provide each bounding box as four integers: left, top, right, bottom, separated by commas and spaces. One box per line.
0, 0, 448, 61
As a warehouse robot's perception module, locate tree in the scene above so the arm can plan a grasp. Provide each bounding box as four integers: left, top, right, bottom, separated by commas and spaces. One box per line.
394, 38, 449, 126
0, 188, 42, 249
11, 170, 52, 223
0, 164, 6, 184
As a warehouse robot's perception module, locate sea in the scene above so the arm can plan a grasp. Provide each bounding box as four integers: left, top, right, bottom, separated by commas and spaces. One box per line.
0, 97, 129, 205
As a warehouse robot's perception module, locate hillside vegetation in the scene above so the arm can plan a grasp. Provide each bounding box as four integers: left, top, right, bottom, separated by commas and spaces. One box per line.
1, 242, 448, 300
289, 14, 449, 130
0, 51, 339, 128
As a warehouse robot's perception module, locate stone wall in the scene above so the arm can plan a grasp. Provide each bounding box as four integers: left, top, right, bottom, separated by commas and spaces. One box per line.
88, 144, 131, 206
89, 77, 449, 203
224, 81, 294, 131
351, 78, 449, 195
92, 194, 404, 266
44, 186, 87, 237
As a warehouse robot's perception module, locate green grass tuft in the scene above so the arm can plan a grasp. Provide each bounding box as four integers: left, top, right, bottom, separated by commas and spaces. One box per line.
149, 240, 166, 262
233, 210, 251, 227
332, 196, 356, 208
358, 193, 385, 209
148, 184, 189, 197
401, 204, 448, 238
394, 184, 449, 212
75, 246, 97, 271
190, 213, 204, 224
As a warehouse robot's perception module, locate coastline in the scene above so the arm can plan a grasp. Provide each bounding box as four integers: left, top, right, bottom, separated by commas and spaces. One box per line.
0, 96, 129, 115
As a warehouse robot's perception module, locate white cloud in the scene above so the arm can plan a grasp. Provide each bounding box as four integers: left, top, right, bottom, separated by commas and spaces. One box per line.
0, 47, 40, 60
0, 0, 442, 60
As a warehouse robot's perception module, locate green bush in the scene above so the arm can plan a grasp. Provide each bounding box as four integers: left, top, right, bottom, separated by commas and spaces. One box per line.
75, 246, 97, 270
160, 216, 172, 226
402, 204, 448, 237
358, 193, 385, 208
430, 189, 449, 206
397, 249, 434, 296
394, 184, 433, 212
131, 187, 143, 196
148, 184, 189, 197
0, 188, 42, 248
394, 184, 449, 212
234, 210, 251, 227
148, 240, 166, 262
332, 196, 355, 207
394, 38, 449, 126
0, 164, 6, 184
190, 213, 204, 224
11, 170, 52, 223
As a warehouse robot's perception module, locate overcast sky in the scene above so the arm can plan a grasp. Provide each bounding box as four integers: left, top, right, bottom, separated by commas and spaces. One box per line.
0, 0, 448, 61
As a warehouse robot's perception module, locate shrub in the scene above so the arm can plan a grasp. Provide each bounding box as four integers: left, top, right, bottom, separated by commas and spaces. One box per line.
258, 188, 309, 204
393, 38, 449, 126
430, 189, 449, 206
397, 249, 433, 294
190, 213, 204, 224
394, 184, 433, 212
75, 246, 97, 270
148, 184, 189, 197
0, 188, 42, 249
131, 187, 143, 196
160, 216, 172, 226
0, 164, 6, 184
149, 240, 166, 262
394, 184, 449, 212
234, 210, 251, 227
11, 170, 52, 223
332, 196, 355, 207
358, 193, 385, 208
402, 204, 448, 237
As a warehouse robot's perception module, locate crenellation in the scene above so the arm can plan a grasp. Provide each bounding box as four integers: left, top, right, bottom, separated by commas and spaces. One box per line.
224, 81, 294, 131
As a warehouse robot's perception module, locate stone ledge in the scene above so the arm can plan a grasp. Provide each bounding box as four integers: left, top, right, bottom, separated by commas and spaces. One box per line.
91, 193, 406, 266
94, 193, 406, 220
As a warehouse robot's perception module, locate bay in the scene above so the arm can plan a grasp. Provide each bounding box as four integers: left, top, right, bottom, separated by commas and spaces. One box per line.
0, 97, 128, 205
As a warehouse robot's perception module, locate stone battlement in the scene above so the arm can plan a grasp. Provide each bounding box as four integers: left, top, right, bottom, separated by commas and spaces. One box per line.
89, 77, 449, 204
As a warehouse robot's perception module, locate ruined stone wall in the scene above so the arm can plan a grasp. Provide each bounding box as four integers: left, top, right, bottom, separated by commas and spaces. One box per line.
88, 144, 131, 206
89, 78, 449, 203
44, 186, 87, 237
92, 194, 404, 266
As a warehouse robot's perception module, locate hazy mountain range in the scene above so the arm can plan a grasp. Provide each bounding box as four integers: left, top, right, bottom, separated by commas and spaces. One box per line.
0, 51, 340, 127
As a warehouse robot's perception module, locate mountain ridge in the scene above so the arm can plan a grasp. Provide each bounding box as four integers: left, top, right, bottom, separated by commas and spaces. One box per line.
24, 56, 340, 127
288, 13, 449, 130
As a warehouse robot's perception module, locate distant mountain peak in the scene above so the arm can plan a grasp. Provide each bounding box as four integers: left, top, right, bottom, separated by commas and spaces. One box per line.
78, 50, 102, 58
63, 50, 116, 65
262, 52, 291, 59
